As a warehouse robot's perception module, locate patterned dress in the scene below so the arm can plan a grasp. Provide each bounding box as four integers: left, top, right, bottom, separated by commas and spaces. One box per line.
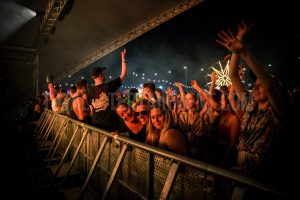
178, 111, 210, 160
237, 101, 282, 177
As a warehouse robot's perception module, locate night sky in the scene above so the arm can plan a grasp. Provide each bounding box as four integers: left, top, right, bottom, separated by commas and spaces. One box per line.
64, 0, 300, 92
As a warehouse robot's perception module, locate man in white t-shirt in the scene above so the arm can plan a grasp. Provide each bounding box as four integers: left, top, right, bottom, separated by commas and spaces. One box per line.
51, 88, 67, 113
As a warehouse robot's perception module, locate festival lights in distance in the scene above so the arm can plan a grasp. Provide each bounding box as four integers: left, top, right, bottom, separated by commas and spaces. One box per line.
210, 60, 231, 87
205, 61, 254, 89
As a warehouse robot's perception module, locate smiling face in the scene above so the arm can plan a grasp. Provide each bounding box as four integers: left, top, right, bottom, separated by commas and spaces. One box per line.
116, 104, 134, 122
184, 93, 196, 110
150, 108, 165, 130
252, 79, 268, 103
135, 104, 149, 125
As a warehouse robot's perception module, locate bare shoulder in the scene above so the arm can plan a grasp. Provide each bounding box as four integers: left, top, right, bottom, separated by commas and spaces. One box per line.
165, 128, 181, 135
164, 128, 183, 139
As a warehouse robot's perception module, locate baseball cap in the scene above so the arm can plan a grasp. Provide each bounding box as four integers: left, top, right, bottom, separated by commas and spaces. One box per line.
91, 67, 106, 79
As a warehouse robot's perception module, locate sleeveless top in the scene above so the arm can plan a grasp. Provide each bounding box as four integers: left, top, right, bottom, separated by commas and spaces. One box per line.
68, 96, 90, 123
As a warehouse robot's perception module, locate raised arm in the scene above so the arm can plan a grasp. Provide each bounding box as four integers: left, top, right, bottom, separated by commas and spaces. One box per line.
119, 49, 127, 81
217, 27, 285, 114
165, 86, 172, 109
217, 31, 247, 102
48, 83, 55, 101
191, 80, 220, 111
173, 82, 185, 105
239, 48, 285, 114
209, 71, 216, 94
236, 21, 255, 42
217, 22, 254, 106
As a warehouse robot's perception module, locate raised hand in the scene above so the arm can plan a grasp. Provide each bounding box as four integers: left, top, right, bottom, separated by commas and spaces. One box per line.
166, 86, 172, 96
120, 48, 127, 81
216, 29, 245, 53
190, 80, 198, 88
173, 82, 182, 88
236, 21, 254, 41
210, 71, 217, 82
121, 49, 126, 62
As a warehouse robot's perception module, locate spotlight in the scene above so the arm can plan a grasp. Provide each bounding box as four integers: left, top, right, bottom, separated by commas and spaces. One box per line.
0, 1, 38, 41
30, 10, 36, 17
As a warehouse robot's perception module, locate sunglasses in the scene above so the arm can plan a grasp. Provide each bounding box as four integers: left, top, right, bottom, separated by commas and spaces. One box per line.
134, 111, 149, 117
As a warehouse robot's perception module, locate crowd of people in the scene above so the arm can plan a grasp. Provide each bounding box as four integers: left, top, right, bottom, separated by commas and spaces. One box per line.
31, 22, 299, 192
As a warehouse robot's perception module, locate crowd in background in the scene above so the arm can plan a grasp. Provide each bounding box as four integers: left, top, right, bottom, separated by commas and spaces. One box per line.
30, 22, 300, 192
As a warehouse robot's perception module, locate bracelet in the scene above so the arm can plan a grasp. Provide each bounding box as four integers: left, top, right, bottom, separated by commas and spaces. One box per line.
122, 61, 128, 63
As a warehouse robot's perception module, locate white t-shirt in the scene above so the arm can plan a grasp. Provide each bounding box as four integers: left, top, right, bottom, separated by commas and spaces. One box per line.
51, 98, 63, 112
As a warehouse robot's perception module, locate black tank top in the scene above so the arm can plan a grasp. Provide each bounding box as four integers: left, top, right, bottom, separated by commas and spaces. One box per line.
68, 96, 90, 123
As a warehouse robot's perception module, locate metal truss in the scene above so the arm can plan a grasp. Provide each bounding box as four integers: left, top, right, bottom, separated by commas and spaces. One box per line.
56, 0, 204, 81
34, 0, 71, 46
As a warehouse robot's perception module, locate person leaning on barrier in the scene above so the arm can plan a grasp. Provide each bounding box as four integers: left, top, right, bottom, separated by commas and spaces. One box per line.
135, 99, 152, 126
115, 102, 147, 143
146, 102, 188, 156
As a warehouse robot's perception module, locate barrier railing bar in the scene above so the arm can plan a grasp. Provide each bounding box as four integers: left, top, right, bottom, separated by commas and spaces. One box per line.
80, 136, 108, 199
39, 115, 57, 147
36, 112, 51, 139
53, 125, 79, 174
147, 154, 154, 200
159, 162, 180, 200
48, 119, 69, 160
61, 129, 89, 186
202, 170, 208, 199
46, 118, 67, 158
101, 144, 128, 200
109, 136, 286, 198
41, 111, 289, 199
33, 110, 46, 136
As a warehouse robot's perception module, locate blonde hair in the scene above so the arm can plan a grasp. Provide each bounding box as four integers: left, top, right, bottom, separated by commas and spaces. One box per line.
146, 103, 173, 146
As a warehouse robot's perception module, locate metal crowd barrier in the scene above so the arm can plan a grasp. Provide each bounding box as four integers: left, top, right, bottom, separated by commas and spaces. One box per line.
33, 109, 291, 200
